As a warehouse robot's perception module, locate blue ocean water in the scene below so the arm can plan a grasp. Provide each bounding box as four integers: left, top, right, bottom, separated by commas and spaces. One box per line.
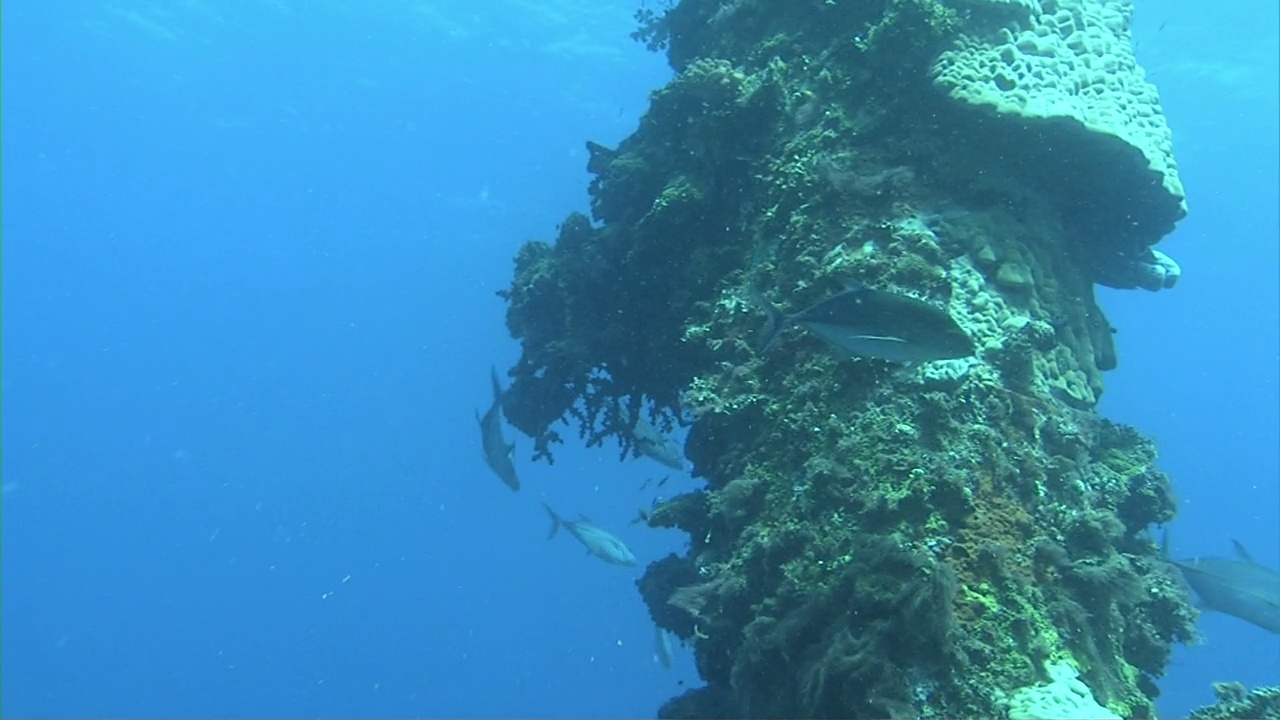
1, 1, 1275, 718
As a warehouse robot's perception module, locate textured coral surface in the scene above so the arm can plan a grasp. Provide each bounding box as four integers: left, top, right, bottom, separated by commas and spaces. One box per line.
499, 0, 1197, 716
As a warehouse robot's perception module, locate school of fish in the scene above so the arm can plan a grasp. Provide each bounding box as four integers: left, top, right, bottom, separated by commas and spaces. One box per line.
477, 281, 1278, 680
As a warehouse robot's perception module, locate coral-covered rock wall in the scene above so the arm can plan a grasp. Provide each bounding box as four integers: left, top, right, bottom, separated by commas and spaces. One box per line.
499, 0, 1198, 716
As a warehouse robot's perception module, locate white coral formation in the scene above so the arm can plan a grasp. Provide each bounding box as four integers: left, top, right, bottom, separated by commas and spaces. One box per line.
1006, 661, 1121, 720
932, 0, 1186, 235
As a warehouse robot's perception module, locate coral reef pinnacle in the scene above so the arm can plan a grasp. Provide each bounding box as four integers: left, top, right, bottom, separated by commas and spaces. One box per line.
500, 0, 1198, 716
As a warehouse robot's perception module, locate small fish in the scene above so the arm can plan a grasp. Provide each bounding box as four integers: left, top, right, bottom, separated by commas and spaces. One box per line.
629, 419, 686, 471
654, 625, 674, 669
754, 281, 975, 364
543, 503, 637, 566
637, 475, 669, 493
1166, 534, 1280, 634
632, 494, 667, 525
476, 367, 519, 492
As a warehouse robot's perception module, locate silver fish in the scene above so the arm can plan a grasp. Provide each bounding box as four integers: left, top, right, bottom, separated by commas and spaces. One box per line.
756, 281, 974, 364
1169, 539, 1280, 634
630, 419, 686, 471
654, 625, 675, 669
543, 503, 637, 566
476, 366, 519, 492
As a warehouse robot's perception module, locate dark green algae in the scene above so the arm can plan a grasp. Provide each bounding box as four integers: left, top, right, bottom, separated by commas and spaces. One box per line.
496, 0, 1197, 717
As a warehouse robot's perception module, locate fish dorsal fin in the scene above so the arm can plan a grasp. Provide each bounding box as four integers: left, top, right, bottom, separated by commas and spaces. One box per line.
578, 513, 594, 524
1231, 539, 1255, 563
506, 442, 516, 458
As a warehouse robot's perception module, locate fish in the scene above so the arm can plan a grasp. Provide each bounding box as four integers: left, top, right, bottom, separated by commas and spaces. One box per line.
1166, 535, 1280, 634
654, 625, 675, 669
632, 494, 667, 525
620, 405, 687, 471
543, 503, 637, 566
754, 281, 975, 364
476, 366, 519, 492
639, 475, 671, 493
629, 420, 686, 471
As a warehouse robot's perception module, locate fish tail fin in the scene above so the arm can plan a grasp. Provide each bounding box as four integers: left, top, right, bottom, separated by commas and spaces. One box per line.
751, 289, 786, 354
542, 502, 562, 540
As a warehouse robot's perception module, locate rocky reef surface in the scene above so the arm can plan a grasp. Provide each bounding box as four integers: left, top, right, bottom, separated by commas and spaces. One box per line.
498, 0, 1198, 716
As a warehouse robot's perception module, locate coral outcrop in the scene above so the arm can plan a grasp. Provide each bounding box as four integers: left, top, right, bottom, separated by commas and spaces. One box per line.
498, 0, 1197, 716
1190, 683, 1280, 720
932, 0, 1186, 256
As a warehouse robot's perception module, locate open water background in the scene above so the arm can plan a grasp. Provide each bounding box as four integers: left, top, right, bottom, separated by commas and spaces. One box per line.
2, 1, 1276, 716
